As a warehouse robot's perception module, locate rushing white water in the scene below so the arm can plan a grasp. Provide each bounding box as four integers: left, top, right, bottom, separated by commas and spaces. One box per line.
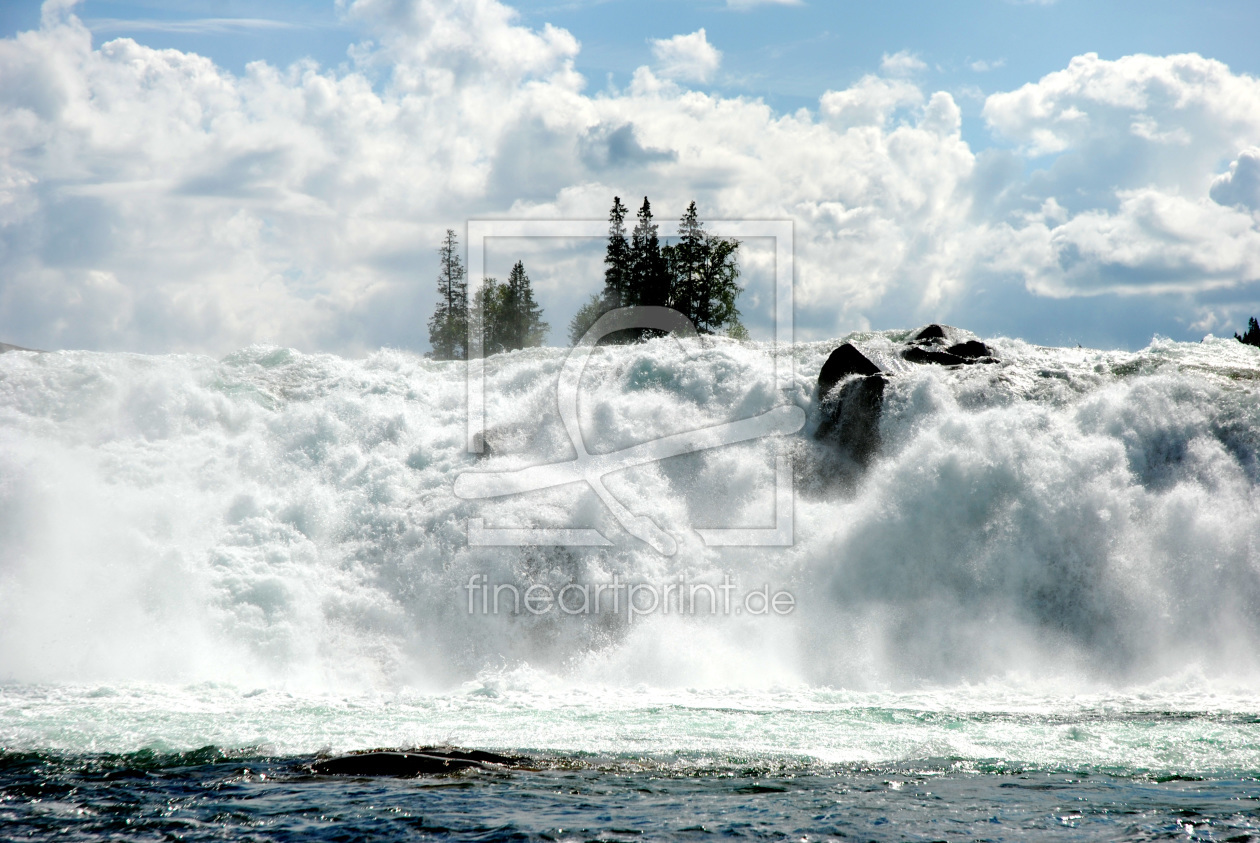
1, 332, 1259, 766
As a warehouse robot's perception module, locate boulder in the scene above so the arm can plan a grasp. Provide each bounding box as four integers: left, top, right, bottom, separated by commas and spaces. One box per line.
909, 324, 948, 342
817, 343, 882, 398
945, 339, 994, 359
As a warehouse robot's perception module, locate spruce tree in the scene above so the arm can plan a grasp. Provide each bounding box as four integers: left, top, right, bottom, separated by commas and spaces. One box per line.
661, 200, 742, 335
630, 197, 669, 308
426, 229, 468, 360
604, 197, 632, 307
663, 201, 707, 325
504, 260, 548, 350
575, 196, 744, 344
570, 197, 633, 346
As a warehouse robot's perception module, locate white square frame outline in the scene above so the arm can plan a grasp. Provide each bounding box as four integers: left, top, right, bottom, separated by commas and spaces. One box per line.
464, 219, 795, 548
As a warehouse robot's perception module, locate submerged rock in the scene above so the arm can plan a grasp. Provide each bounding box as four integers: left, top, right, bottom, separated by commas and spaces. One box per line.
311, 747, 527, 777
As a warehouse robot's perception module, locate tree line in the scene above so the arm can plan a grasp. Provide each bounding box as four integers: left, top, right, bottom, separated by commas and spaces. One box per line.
426, 198, 744, 360
426, 229, 549, 360
569, 197, 745, 344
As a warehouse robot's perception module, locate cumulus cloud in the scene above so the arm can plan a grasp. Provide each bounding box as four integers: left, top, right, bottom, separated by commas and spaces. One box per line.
649, 28, 721, 84
880, 50, 926, 77
978, 52, 1260, 303
1, 2, 1259, 354
1211, 147, 1260, 211
820, 75, 923, 129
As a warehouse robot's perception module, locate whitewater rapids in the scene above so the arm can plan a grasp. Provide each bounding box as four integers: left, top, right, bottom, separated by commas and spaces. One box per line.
1, 332, 1259, 742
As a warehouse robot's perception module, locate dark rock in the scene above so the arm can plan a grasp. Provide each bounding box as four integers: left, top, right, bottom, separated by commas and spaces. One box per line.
815, 373, 887, 468
312, 751, 478, 777
945, 340, 994, 359
817, 343, 882, 398
909, 324, 948, 343
423, 748, 524, 766
311, 747, 526, 777
900, 326, 997, 366
901, 346, 968, 366
811, 326, 999, 474
0, 342, 42, 354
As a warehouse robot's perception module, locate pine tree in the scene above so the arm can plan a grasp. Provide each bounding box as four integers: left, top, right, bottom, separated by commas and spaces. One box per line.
569, 197, 634, 346
663, 201, 707, 324
661, 200, 742, 335
426, 229, 468, 360
504, 260, 548, 350
604, 197, 632, 307
630, 197, 669, 308
1237, 316, 1260, 348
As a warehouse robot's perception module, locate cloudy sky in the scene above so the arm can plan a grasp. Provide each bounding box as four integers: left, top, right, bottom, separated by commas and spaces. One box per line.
1, 0, 1259, 354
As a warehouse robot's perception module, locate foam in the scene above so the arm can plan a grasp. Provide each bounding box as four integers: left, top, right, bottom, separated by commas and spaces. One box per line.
0, 334, 1257, 693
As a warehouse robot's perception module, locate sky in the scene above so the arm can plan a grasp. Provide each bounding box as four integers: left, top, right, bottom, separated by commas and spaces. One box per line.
1, 0, 1259, 354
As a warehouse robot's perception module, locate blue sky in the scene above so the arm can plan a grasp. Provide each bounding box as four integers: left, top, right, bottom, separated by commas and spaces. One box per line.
1, 0, 1259, 353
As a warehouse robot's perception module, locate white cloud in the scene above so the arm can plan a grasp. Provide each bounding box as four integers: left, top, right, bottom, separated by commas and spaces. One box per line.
983, 52, 1260, 165
819, 75, 923, 129
880, 50, 926, 77
649, 28, 721, 84
990, 190, 1260, 298
1, 3, 1259, 354
976, 52, 1260, 299
1211, 147, 1260, 211
969, 58, 1005, 73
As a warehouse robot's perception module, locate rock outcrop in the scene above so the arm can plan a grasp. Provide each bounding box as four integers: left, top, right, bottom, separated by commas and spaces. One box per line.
813, 326, 998, 470
814, 343, 887, 468
899, 324, 996, 367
